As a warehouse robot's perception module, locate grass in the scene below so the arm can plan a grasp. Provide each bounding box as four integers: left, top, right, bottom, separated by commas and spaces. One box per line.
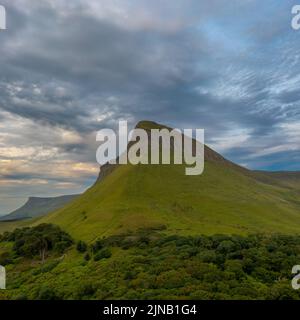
1, 121, 300, 242
28, 158, 300, 242
1, 121, 300, 300
0, 219, 35, 236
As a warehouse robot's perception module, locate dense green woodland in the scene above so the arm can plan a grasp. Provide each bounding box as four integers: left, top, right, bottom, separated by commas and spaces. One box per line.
0, 224, 300, 300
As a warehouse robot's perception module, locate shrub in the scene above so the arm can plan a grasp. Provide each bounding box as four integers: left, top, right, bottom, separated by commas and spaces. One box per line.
93, 248, 112, 261
84, 253, 91, 261
76, 283, 97, 299
37, 287, 61, 300
76, 240, 88, 253
0, 251, 12, 265
91, 239, 104, 253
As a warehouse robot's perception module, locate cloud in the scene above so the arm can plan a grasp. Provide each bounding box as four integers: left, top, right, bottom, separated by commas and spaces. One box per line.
0, 0, 299, 213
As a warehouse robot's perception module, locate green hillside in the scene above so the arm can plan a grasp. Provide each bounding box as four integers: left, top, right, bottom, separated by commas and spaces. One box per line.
31, 121, 300, 242
1, 121, 300, 301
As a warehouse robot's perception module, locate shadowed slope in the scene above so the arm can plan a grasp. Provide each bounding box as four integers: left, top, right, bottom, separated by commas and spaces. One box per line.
0, 195, 79, 222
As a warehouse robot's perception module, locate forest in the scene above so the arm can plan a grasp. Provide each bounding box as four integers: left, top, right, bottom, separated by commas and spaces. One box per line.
0, 224, 300, 300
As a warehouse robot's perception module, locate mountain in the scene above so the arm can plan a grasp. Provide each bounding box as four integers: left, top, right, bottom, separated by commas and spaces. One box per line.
31, 121, 300, 241
0, 195, 79, 222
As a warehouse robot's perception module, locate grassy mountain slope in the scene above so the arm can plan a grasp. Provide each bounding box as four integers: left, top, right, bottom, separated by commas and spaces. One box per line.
34, 121, 300, 241
0, 195, 79, 222
0, 219, 34, 235
253, 171, 300, 190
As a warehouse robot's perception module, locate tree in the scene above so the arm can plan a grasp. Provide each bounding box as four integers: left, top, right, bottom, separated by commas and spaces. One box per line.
77, 240, 87, 253
39, 238, 48, 264
93, 248, 112, 261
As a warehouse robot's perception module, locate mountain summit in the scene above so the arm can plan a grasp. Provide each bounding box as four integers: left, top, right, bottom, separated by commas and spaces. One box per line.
32, 121, 300, 241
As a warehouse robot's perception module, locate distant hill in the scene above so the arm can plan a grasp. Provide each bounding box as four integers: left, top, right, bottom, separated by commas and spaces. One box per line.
0, 195, 79, 222
33, 121, 300, 241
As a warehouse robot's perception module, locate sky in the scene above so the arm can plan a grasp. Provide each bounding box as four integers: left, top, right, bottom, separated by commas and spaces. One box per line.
0, 0, 300, 214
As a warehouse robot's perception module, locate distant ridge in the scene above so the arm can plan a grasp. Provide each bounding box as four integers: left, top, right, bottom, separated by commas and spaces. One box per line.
0, 195, 79, 222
